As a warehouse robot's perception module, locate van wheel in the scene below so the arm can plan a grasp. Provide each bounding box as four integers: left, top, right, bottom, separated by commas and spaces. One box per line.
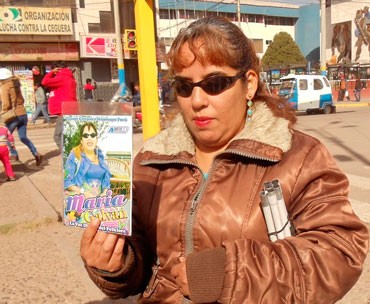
306, 109, 313, 115
323, 105, 332, 115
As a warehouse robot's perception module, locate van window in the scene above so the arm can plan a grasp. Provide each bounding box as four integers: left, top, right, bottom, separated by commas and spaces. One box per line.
314, 79, 323, 90
323, 77, 330, 87
299, 80, 308, 90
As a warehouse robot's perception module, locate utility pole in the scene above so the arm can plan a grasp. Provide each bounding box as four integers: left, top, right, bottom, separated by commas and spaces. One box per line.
237, 0, 241, 28
135, 0, 160, 140
320, 0, 327, 75
113, 0, 125, 85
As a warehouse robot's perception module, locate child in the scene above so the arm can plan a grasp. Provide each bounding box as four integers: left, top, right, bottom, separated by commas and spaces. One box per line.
83, 78, 96, 102
0, 120, 16, 181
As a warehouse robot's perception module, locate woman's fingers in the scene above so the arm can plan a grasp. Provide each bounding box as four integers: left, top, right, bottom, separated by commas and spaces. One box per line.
81, 217, 101, 251
81, 218, 126, 272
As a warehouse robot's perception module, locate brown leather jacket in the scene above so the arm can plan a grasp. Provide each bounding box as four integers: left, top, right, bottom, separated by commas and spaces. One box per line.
0, 77, 27, 117
85, 102, 369, 303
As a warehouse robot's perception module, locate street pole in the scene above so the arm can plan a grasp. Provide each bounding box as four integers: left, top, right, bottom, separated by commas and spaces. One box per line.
320, 0, 327, 75
237, 0, 241, 28
113, 0, 125, 85
135, 0, 160, 140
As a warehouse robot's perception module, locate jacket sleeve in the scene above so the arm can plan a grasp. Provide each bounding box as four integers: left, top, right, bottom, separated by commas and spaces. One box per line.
1, 82, 16, 112
219, 140, 369, 303
64, 152, 78, 189
41, 71, 64, 89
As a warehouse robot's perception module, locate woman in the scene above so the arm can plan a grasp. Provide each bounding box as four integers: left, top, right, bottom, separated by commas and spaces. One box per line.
64, 122, 111, 198
0, 68, 43, 166
80, 17, 369, 303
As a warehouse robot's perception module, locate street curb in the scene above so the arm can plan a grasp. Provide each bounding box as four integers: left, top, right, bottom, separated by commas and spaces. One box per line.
335, 102, 370, 107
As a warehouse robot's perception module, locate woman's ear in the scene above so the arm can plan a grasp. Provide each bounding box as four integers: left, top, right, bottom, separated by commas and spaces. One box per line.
245, 70, 258, 99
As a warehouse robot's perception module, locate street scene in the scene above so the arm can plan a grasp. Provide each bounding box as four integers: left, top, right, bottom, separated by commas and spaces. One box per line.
0, 104, 369, 303
1, 0, 370, 303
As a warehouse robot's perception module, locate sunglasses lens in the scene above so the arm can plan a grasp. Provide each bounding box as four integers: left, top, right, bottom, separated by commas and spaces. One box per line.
202, 77, 230, 95
173, 80, 193, 97
82, 133, 97, 138
173, 71, 244, 97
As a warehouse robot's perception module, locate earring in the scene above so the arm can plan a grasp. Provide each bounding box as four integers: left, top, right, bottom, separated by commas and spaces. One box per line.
247, 97, 253, 121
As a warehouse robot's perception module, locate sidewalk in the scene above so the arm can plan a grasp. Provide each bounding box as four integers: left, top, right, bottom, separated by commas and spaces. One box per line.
0, 108, 369, 303
0, 127, 143, 303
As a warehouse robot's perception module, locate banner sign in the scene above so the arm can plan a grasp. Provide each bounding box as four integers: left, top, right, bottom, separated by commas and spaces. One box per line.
0, 42, 79, 61
0, 6, 72, 35
80, 35, 138, 59
81, 35, 118, 59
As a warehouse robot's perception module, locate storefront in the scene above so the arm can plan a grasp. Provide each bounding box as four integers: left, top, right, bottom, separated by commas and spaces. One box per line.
0, 6, 78, 116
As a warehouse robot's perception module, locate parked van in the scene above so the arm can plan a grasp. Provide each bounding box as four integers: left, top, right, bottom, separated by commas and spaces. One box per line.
278, 74, 336, 114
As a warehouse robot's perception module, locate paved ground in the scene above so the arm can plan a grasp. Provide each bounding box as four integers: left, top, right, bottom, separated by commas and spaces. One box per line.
0, 101, 369, 303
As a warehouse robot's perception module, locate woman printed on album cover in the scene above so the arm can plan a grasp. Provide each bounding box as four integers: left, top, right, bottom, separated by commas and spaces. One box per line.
64, 122, 111, 198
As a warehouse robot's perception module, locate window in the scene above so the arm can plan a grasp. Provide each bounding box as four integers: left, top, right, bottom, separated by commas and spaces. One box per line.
159, 9, 176, 20
299, 80, 308, 90
252, 39, 263, 53
88, 11, 114, 33
313, 79, 323, 90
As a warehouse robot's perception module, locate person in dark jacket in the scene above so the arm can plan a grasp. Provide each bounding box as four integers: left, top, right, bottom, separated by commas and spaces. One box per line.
354, 74, 362, 101
80, 17, 369, 303
42, 61, 77, 151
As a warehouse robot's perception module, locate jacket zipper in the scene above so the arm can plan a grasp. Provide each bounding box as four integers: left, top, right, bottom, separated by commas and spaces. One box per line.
141, 151, 279, 302
142, 151, 279, 256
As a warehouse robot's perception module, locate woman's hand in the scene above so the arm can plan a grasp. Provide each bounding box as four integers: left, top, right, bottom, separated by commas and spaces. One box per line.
171, 257, 190, 297
80, 217, 126, 272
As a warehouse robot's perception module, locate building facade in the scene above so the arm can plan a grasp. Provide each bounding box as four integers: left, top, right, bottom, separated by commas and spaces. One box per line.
0, 0, 321, 106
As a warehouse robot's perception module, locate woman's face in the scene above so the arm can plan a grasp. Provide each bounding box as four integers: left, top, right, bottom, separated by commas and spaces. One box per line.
81, 125, 98, 153
174, 42, 258, 152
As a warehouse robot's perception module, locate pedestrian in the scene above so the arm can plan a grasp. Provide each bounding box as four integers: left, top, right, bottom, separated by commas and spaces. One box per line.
132, 81, 142, 127
338, 74, 347, 101
80, 16, 369, 303
84, 78, 96, 102
354, 74, 362, 102
41, 61, 77, 151
0, 118, 16, 181
0, 68, 43, 166
31, 82, 51, 125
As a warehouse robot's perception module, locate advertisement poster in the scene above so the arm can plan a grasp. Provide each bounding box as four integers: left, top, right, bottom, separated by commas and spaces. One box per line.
13, 69, 35, 117
62, 114, 132, 235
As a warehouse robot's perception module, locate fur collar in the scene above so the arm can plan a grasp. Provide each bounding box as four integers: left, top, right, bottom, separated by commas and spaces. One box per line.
142, 102, 292, 156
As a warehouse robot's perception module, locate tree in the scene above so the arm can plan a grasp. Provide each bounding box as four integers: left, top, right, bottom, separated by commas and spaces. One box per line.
261, 32, 307, 69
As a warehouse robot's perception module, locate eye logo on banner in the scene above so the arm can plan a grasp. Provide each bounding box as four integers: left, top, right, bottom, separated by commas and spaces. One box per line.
0, 7, 22, 22
125, 29, 137, 50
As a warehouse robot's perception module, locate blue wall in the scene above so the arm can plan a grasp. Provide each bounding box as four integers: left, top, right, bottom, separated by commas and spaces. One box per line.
296, 4, 320, 61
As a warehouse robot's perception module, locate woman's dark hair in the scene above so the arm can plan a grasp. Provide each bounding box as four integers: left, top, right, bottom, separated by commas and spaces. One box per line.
79, 122, 97, 139
72, 122, 98, 159
166, 16, 296, 125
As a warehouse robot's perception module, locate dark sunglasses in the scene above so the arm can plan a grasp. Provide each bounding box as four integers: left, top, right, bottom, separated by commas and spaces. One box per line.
172, 70, 246, 98
82, 133, 97, 138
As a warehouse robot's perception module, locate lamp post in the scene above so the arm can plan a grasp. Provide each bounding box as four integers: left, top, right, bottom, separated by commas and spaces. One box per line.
113, 0, 125, 85
320, 0, 327, 75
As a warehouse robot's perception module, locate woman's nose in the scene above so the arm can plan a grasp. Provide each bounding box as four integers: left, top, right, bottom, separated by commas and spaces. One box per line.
190, 86, 209, 108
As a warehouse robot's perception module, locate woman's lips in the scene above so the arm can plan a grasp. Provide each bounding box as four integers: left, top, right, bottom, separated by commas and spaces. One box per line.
194, 117, 212, 127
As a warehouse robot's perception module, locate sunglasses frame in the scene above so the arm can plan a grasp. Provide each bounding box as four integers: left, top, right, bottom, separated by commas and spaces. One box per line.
82, 132, 97, 139
172, 70, 247, 98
